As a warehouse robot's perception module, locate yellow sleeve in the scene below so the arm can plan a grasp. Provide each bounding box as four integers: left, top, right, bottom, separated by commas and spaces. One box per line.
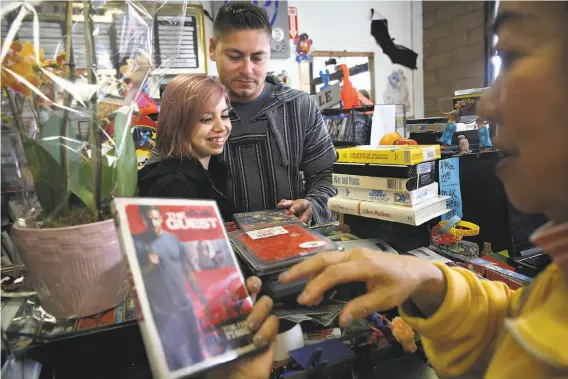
399, 262, 524, 378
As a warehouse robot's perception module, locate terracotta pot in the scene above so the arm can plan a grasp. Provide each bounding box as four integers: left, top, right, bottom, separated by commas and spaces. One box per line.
11, 219, 129, 319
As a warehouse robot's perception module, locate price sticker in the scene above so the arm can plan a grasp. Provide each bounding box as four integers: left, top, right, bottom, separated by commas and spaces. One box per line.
416, 162, 433, 175
246, 226, 289, 240
423, 146, 437, 161
299, 241, 326, 249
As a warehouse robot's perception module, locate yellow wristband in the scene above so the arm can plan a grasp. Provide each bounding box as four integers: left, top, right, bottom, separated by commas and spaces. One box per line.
438, 220, 480, 237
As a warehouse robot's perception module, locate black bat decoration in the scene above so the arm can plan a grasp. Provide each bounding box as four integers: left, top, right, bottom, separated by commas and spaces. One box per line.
370, 8, 418, 70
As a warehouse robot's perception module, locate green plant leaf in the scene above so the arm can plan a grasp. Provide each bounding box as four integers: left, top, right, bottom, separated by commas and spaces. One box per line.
113, 107, 138, 197
101, 153, 117, 200
39, 112, 84, 169
23, 139, 68, 216
69, 160, 94, 209
69, 156, 116, 209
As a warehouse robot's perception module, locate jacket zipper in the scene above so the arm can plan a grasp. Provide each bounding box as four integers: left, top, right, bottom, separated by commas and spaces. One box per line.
211, 182, 229, 202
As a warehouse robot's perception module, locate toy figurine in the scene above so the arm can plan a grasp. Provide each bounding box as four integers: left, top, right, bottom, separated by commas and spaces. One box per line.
476, 117, 493, 152
439, 109, 459, 146
391, 317, 417, 353
294, 33, 313, 63
319, 69, 331, 90
339, 64, 359, 110
458, 135, 470, 154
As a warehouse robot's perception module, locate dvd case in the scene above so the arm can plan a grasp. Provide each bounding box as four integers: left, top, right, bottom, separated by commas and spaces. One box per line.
112, 198, 264, 379
229, 224, 337, 275
233, 209, 303, 231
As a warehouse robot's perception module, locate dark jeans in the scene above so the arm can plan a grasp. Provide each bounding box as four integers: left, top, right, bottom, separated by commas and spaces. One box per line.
154, 306, 203, 372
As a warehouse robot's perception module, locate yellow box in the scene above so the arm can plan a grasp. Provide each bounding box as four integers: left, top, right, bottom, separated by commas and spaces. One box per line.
336, 145, 441, 165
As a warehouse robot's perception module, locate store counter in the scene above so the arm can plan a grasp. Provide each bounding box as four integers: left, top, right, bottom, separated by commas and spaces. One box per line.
1, 224, 437, 379
2, 297, 437, 379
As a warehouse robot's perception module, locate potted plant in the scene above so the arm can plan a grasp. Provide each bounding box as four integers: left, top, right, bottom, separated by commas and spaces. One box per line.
1, 2, 139, 318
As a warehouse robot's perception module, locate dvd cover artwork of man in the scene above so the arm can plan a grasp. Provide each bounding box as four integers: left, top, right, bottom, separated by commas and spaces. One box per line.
120, 201, 257, 377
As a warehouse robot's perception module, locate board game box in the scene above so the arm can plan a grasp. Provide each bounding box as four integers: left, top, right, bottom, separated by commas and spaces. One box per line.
336, 145, 441, 165
229, 223, 337, 275
333, 160, 436, 179
233, 209, 303, 231
112, 198, 265, 379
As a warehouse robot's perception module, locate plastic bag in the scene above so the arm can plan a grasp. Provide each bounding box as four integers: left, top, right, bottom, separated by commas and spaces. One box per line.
1, 357, 42, 379
1, 0, 203, 227
1, 0, 204, 319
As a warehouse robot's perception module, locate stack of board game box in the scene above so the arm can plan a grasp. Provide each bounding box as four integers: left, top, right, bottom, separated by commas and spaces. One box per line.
329, 145, 449, 226
228, 210, 338, 278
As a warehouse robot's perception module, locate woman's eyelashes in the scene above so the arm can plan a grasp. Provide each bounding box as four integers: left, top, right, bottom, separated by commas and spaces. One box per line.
498, 51, 522, 72
199, 114, 230, 123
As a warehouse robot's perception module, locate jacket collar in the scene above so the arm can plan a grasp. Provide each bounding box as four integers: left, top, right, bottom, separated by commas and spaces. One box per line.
229, 75, 305, 119
264, 74, 304, 105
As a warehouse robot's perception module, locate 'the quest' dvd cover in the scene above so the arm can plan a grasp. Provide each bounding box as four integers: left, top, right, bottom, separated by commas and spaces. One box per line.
112, 198, 262, 379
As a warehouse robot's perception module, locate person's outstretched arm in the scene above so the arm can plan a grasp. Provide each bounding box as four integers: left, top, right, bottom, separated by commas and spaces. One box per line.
400, 262, 523, 377
279, 249, 524, 378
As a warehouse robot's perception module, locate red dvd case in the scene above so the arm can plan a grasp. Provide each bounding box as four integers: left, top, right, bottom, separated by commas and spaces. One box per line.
112, 198, 264, 379
229, 223, 337, 275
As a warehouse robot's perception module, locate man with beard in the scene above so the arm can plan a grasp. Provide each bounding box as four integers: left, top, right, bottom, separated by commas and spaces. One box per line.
210, 2, 337, 225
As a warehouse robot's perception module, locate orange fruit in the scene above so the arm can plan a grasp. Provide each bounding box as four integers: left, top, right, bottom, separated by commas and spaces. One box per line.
379, 131, 402, 145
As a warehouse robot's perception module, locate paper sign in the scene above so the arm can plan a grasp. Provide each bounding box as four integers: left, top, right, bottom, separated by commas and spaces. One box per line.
422, 146, 437, 162
369, 104, 396, 146
246, 226, 289, 240
439, 157, 463, 220
311, 83, 341, 110
416, 161, 434, 175
288, 7, 298, 39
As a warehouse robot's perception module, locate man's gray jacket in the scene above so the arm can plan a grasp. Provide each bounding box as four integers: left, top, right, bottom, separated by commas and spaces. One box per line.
222, 75, 337, 224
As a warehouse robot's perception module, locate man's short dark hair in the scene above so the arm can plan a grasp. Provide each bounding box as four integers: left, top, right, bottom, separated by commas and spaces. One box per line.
139, 205, 160, 224
213, 1, 271, 41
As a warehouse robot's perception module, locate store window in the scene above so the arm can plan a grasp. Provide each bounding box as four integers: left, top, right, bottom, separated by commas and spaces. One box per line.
487, 1, 500, 84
